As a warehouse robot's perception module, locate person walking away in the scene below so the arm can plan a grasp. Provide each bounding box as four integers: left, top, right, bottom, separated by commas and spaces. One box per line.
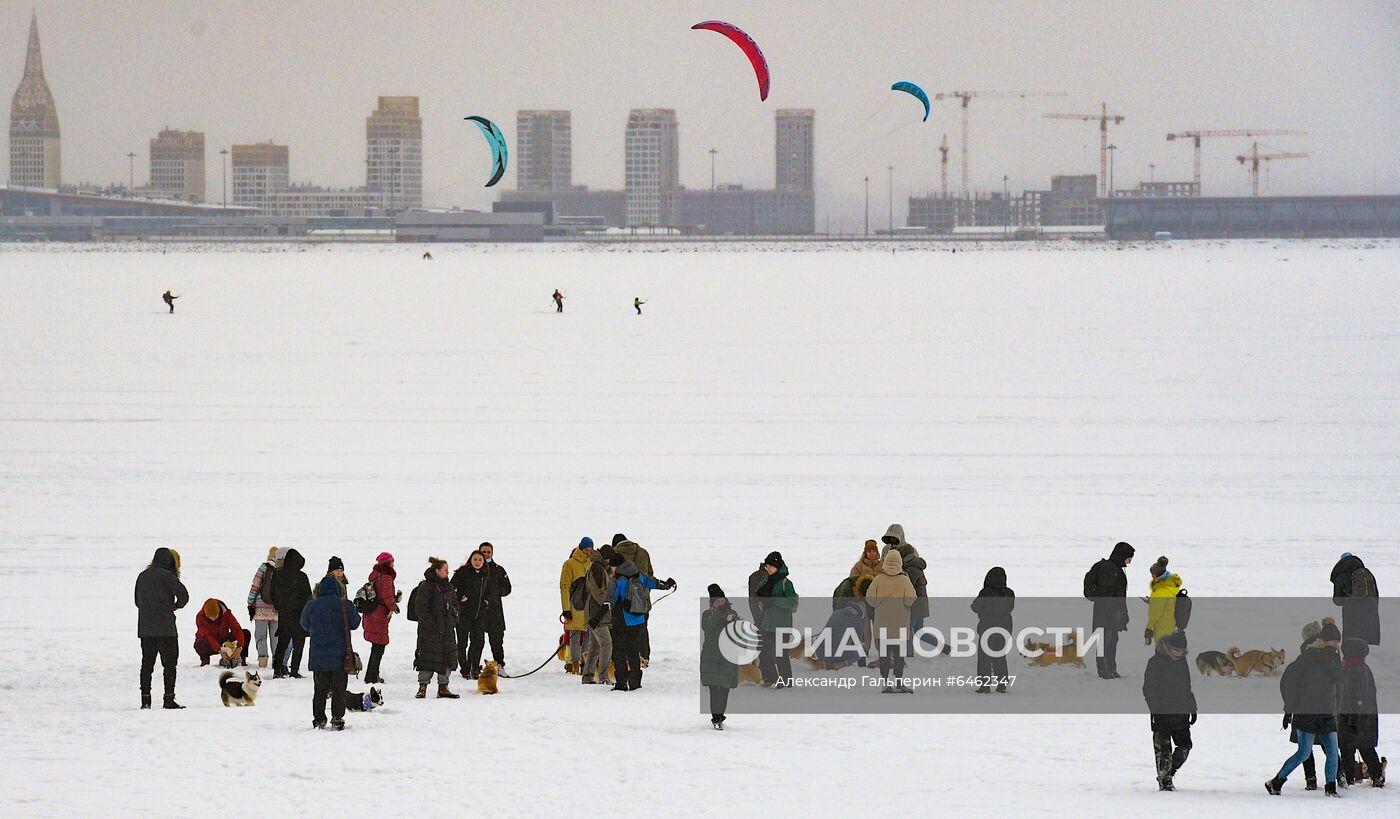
300, 575, 362, 730
634, 297, 646, 315
135, 547, 189, 709
1145, 556, 1182, 643
559, 538, 593, 674
1330, 553, 1380, 646
247, 547, 280, 669
1286, 620, 1327, 789
582, 544, 616, 685
755, 552, 798, 689
410, 557, 460, 698
268, 548, 312, 679
611, 534, 656, 665
610, 554, 674, 690
162, 290, 178, 313
1338, 637, 1385, 787
701, 584, 741, 729
970, 567, 1015, 693
851, 539, 882, 578
1084, 541, 1135, 679
1267, 621, 1345, 796
553, 289, 565, 312
193, 599, 250, 667
1142, 631, 1197, 791
880, 525, 929, 651
478, 542, 511, 671
866, 549, 915, 693
361, 552, 398, 684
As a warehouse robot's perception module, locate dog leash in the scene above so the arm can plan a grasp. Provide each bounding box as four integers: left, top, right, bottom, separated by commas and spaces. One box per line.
497, 633, 566, 679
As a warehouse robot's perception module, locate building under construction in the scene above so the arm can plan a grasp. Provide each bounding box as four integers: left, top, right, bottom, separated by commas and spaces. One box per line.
908, 174, 1103, 232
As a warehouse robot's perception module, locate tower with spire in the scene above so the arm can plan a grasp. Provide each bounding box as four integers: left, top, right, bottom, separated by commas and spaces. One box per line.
9, 11, 61, 189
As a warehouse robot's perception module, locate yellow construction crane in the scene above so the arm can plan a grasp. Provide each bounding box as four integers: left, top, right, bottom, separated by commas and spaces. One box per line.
1043, 103, 1125, 198
1166, 129, 1306, 190
933, 90, 1067, 194
938, 134, 949, 195
1236, 142, 1308, 196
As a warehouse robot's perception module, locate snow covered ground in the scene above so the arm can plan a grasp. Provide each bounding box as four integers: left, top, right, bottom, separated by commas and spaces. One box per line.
1, 240, 1396, 815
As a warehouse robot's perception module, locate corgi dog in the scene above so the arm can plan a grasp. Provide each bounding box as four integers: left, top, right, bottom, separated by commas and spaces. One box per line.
219, 671, 261, 706
1195, 650, 1235, 676
1022, 633, 1086, 668
218, 641, 242, 669
477, 661, 500, 695
343, 686, 383, 712
737, 660, 764, 686
1227, 647, 1285, 677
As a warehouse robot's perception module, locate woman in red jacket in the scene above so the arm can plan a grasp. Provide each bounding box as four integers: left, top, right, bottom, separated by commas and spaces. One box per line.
194, 599, 250, 667
361, 552, 400, 683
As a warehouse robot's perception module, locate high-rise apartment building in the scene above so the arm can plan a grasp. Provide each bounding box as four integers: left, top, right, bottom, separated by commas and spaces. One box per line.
624, 109, 679, 227
8, 12, 61, 189
516, 110, 572, 192
775, 109, 814, 192
231, 142, 289, 211
148, 129, 205, 202
366, 96, 422, 211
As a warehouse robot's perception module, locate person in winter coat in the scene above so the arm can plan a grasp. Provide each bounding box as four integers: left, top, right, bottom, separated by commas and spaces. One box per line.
851, 539, 883, 578
299, 575, 362, 730
135, 547, 190, 709
582, 544, 616, 685
1330, 553, 1380, 646
412, 557, 460, 699
246, 547, 280, 669
452, 548, 510, 677
832, 573, 874, 612
970, 567, 1015, 694
361, 552, 398, 684
610, 554, 674, 691
866, 550, 915, 693
315, 556, 349, 599
813, 593, 869, 668
701, 584, 741, 730
755, 551, 798, 689
1285, 620, 1328, 789
553, 289, 565, 312
1338, 637, 1384, 787
193, 599, 250, 667
268, 548, 311, 678
1084, 541, 1135, 679
477, 542, 511, 669
1142, 631, 1197, 791
1145, 556, 1182, 643
747, 562, 769, 625
880, 524, 929, 647
1268, 621, 1344, 796
612, 534, 656, 665
162, 290, 178, 313
559, 538, 593, 674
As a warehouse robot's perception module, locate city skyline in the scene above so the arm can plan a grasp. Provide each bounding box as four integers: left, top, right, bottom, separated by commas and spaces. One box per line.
2, 1, 1398, 228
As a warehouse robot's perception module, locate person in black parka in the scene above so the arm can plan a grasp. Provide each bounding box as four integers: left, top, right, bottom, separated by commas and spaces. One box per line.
1268, 622, 1344, 796
1338, 637, 1384, 787
1330, 553, 1380, 646
971, 566, 1015, 694
1142, 631, 1197, 791
268, 548, 311, 678
1084, 541, 1135, 679
135, 547, 190, 709
451, 550, 504, 679
412, 557, 460, 699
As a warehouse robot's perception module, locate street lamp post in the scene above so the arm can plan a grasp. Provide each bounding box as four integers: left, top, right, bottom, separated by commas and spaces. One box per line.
864, 176, 870, 238
220, 149, 229, 208
1106, 144, 1117, 197
708, 148, 718, 234
1149, 163, 1156, 184
887, 165, 894, 235
1003, 174, 1009, 237
127, 152, 136, 192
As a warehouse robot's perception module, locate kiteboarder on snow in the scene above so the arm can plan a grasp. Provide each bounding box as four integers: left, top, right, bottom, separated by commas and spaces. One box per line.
162, 290, 178, 313
634, 297, 646, 315
553, 290, 565, 313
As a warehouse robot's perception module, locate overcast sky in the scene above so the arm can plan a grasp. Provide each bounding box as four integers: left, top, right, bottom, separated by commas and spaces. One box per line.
4, 0, 1398, 226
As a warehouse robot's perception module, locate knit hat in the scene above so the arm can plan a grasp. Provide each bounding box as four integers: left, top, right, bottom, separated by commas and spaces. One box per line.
328, 556, 345, 573
266, 546, 278, 561
202, 599, 221, 620
579, 537, 594, 550
376, 551, 393, 564
608, 553, 626, 568
1318, 622, 1342, 643
707, 583, 725, 601
1149, 556, 1169, 579
1164, 631, 1188, 651
1301, 620, 1322, 645
763, 551, 784, 570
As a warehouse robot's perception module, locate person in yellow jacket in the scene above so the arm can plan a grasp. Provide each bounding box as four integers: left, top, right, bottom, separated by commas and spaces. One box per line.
1144, 555, 1183, 643
560, 538, 594, 673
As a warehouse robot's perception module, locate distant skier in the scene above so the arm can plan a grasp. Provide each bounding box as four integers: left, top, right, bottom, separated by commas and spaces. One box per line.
422, 251, 433, 260
634, 297, 646, 315
162, 290, 178, 313
553, 289, 565, 313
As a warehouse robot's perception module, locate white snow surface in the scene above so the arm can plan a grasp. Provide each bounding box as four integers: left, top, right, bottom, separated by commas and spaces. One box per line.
1, 240, 1397, 816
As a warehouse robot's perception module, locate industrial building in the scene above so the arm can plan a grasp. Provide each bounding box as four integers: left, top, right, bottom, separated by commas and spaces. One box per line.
498, 186, 626, 227
1105, 195, 1400, 239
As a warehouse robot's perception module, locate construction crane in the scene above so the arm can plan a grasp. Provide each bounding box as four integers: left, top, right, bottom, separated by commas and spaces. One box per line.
938, 134, 949, 195
1236, 141, 1308, 196
1043, 103, 1125, 198
1166, 129, 1306, 190
932, 91, 1067, 194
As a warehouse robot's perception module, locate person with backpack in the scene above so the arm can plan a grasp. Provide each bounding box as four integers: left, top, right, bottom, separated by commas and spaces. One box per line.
1338, 637, 1385, 788
359, 552, 398, 684
880, 525, 928, 649
701, 584, 741, 730
411, 556, 460, 699
755, 551, 798, 689
246, 547, 280, 669
559, 537, 593, 675
582, 544, 616, 685
1268, 621, 1345, 797
612, 534, 656, 665
135, 547, 189, 709
1330, 553, 1380, 646
866, 549, 915, 693
300, 575, 362, 730
1142, 631, 1197, 791
1084, 541, 1135, 679
193, 599, 250, 667
268, 548, 312, 679
970, 567, 1015, 694
609, 553, 674, 691
478, 542, 511, 671
1145, 556, 1182, 643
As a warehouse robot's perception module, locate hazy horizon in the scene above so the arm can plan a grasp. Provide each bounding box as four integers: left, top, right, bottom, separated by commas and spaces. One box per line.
3, 0, 1397, 227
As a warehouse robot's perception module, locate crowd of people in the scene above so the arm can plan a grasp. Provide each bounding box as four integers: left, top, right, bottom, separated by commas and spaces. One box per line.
134, 529, 1385, 793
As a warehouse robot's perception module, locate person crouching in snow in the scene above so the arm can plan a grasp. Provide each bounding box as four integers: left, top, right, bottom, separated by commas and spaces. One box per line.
970, 567, 1014, 693
701, 585, 740, 729
1142, 631, 1196, 791
300, 575, 361, 730
194, 598, 250, 667
1267, 621, 1344, 796
1339, 637, 1384, 787
610, 553, 674, 690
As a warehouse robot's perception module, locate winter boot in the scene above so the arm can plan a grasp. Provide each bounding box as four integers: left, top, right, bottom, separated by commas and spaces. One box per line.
711, 718, 724, 731
611, 680, 629, 691
199, 656, 210, 667
1158, 776, 1175, 791
581, 673, 594, 685
416, 683, 428, 699
895, 684, 914, 694
273, 666, 288, 679
437, 683, 460, 699
162, 697, 185, 710
995, 683, 1007, 693
1305, 776, 1318, 791
881, 685, 895, 694
331, 719, 345, 731
1375, 757, 1387, 788
140, 693, 151, 710
289, 670, 304, 679
1324, 781, 1340, 797
258, 656, 269, 669
975, 685, 990, 694
312, 718, 327, 729
1264, 777, 1284, 795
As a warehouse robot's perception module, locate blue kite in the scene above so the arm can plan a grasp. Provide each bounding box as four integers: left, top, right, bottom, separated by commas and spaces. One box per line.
891, 81, 930, 122
463, 115, 508, 187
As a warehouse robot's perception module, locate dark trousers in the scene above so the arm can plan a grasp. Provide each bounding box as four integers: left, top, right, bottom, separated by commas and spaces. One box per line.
1302, 751, 1316, 782
555, 298, 563, 312
877, 644, 907, 681
759, 630, 793, 686
1340, 745, 1383, 783
139, 636, 179, 698
274, 632, 305, 673
1097, 628, 1120, 676
639, 621, 650, 661
614, 623, 645, 688
708, 685, 730, 721
195, 629, 252, 664
487, 629, 505, 664
976, 632, 1009, 682
365, 643, 385, 681
312, 670, 348, 724
1153, 727, 1192, 781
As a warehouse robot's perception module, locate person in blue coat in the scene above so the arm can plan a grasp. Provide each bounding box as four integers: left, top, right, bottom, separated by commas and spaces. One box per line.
300, 575, 362, 730
609, 554, 674, 691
